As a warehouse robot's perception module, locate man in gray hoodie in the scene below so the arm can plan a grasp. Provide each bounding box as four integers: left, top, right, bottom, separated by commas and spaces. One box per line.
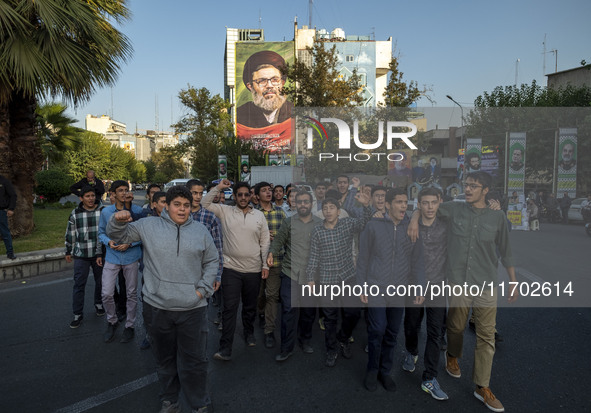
107, 186, 218, 413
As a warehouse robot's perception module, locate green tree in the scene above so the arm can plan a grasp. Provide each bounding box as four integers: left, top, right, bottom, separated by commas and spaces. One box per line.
382, 56, 425, 108
282, 43, 363, 107
142, 159, 157, 183
173, 86, 234, 182
151, 148, 186, 182
34, 169, 73, 203
36, 102, 80, 166
0, 0, 131, 236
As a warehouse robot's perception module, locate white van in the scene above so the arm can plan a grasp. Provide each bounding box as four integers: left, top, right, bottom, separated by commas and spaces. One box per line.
163, 179, 190, 191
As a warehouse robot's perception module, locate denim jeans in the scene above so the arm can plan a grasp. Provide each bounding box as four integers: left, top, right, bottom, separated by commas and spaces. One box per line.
279, 273, 316, 353
366, 305, 404, 375
72, 257, 103, 315
404, 295, 447, 380
143, 303, 209, 410
0, 210, 13, 256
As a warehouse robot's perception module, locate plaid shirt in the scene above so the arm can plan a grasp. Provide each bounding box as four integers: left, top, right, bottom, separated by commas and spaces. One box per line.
191, 207, 224, 281
65, 203, 103, 258
306, 206, 372, 284
256, 204, 286, 266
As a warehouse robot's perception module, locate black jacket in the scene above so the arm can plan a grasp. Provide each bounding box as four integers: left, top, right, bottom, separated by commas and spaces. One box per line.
0, 175, 16, 210
70, 177, 106, 200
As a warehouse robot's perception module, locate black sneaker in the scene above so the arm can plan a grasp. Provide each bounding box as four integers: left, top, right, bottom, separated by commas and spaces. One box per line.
103, 322, 118, 343
378, 372, 397, 392
325, 351, 338, 367
364, 371, 378, 392
245, 334, 256, 347
339, 340, 353, 359
275, 351, 293, 362
70, 314, 83, 329
299, 342, 314, 354
264, 332, 276, 348
120, 327, 134, 343
7, 253, 16, 260
95, 304, 105, 316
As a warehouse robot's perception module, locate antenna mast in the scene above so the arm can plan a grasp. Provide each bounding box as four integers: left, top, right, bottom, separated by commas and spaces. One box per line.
309, 0, 313, 27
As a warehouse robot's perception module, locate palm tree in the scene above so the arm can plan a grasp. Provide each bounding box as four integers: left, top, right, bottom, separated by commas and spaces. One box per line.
36, 102, 81, 167
0, 1, 132, 236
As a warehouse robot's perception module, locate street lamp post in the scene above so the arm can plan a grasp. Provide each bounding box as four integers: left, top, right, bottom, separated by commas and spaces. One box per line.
446, 95, 464, 149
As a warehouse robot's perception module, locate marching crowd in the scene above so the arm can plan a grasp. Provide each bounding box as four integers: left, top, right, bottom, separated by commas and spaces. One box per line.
65, 170, 518, 413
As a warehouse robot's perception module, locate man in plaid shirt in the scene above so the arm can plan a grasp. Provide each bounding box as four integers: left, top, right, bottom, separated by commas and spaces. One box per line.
306, 192, 372, 367
65, 186, 104, 328
187, 179, 223, 286
255, 181, 286, 348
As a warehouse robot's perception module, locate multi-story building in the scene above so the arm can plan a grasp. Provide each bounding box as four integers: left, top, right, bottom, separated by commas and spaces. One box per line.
84, 115, 179, 162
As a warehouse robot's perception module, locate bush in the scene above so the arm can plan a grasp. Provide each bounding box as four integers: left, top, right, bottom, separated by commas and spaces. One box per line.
35, 169, 74, 203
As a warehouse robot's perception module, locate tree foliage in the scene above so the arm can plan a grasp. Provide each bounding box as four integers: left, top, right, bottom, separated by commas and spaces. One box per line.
36, 102, 80, 164
0, 0, 132, 236
173, 85, 266, 183
282, 43, 363, 107
150, 148, 186, 183
34, 169, 73, 203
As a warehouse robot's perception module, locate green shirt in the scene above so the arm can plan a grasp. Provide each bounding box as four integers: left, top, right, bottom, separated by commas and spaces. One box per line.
269, 213, 322, 284
438, 202, 513, 285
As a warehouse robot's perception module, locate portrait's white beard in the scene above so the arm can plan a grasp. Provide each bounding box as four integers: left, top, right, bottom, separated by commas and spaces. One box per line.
563, 153, 572, 162
252, 88, 286, 113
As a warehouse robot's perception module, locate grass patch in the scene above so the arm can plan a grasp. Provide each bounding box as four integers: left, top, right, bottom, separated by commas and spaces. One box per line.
0, 208, 73, 254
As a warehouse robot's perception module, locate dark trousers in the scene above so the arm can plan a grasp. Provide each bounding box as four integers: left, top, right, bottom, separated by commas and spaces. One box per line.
279, 273, 316, 353
219, 267, 261, 354
143, 302, 209, 410
367, 306, 404, 375
72, 257, 103, 315
561, 207, 569, 224
320, 277, 361, 353
404, 297, 447, 381
0, 210, 13, 256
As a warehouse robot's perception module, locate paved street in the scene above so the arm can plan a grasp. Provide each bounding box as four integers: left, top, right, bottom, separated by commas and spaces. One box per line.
0, 222, 589, 413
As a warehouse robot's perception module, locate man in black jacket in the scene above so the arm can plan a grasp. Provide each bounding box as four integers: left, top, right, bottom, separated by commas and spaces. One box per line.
70, 170, 105, 203
0, 174, 17, 259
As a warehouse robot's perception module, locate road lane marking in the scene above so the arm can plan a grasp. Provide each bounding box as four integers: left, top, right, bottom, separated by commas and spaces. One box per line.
53, 373, 158, 413
0, 277, 70, 294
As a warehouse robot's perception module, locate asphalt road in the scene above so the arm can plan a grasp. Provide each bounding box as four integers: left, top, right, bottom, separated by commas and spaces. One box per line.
0, 222, 589, 413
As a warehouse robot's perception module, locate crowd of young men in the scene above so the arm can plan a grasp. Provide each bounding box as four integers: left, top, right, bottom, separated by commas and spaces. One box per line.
65, 170, 517, 413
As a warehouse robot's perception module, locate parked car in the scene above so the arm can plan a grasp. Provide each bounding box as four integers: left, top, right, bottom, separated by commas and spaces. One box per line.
568, 198, 587, 222
133, 183, 144, 191
163, 179, 190, 191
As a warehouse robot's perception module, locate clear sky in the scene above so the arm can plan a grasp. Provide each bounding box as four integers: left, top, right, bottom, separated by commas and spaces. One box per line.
69, 0, 591, 133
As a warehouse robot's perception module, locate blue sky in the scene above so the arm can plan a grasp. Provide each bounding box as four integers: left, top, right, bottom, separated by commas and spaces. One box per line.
69, 0, 590, 133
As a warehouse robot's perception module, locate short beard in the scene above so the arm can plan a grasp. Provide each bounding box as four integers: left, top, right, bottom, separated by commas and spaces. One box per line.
252, 88, 286, 113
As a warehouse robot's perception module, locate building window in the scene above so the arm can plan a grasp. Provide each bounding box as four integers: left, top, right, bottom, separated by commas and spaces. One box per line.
346, 55, 354, 62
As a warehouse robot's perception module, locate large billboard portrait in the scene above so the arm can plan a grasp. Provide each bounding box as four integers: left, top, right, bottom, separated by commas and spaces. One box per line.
235, 42, 294, 153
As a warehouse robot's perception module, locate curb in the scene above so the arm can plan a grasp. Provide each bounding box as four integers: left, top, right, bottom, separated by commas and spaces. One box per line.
0, 247, 72, 282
